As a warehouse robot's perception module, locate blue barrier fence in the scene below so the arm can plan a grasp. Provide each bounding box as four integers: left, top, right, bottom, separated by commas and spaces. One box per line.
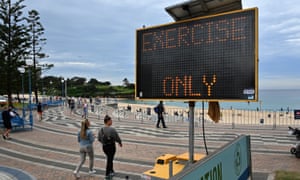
0, 100, 63, 130
0, 112, 30, 129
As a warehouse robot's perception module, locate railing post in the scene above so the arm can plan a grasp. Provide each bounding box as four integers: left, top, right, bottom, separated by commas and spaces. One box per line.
273, 111, 276, 129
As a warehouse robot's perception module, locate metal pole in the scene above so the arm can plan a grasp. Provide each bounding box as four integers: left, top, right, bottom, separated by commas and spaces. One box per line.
188, 101, 195, 164
21, 74, 25, 118
28, 68, 33, 128
61, 79, 64, 108
65, 79, 67, 98
202, 101, 208, 155
61, 80, 64, 97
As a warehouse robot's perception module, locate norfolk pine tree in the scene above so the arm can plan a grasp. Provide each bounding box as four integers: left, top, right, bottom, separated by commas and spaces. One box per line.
27, 9, 47, 103
0, 0, 30, 105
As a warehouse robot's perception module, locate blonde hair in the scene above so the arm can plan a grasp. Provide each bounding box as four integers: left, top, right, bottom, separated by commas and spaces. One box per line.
80, 119, 89, 139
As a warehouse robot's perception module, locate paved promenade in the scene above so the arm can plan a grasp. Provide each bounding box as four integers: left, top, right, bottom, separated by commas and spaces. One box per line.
0, 105, 299, 180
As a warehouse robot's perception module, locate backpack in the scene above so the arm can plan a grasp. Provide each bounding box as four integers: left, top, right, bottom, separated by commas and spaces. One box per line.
101, 128, 113, 145
154, 106, 159, 113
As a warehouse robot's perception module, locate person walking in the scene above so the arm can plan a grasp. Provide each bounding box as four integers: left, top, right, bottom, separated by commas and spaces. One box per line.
2, 106, 16, 140
70, 98, 75, 115
73, 119, 96, 178
82, 101, 88, 119
98, 115, 122, 179
156, 101, 167, 128
37, 102, 43, 121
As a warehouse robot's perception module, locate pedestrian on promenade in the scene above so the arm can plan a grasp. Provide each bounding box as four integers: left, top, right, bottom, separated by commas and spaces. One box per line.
155, 101, 167, 128
70, 98, 75, 115
82, 101, 88, 119
2, 106, 16, 140
37, 102, 43, 121
73, 119, 96, 178
98, 115, 122, 179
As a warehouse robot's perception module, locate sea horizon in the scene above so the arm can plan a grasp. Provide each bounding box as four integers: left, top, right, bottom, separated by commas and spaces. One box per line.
119, 89, 300, 111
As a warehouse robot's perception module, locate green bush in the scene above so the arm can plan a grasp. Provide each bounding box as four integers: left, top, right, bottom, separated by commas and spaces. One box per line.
275, 171, 300, 180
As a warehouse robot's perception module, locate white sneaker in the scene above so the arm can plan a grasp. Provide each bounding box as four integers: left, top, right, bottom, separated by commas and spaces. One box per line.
89, 169, 96, 175
73, 170, 80, 178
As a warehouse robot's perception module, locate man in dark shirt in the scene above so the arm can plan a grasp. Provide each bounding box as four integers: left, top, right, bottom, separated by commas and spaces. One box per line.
156, 101, 167, 128
98, 115, 122, 179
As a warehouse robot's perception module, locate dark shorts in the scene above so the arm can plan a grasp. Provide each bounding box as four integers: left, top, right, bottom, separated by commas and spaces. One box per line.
3, 120, 12, 129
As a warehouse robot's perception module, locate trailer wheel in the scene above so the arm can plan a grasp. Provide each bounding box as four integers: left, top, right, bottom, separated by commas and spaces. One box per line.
290, 147, 296, 154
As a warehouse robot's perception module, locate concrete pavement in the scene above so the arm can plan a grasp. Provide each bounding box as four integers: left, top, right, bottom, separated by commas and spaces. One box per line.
1, 105, 299, 179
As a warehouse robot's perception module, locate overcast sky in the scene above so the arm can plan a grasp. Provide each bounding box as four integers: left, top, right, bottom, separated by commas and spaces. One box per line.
22, 0, 300, 89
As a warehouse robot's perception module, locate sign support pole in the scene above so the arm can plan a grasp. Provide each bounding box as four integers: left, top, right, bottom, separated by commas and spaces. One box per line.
188, 101, 195, 164
202, 101, 209, 155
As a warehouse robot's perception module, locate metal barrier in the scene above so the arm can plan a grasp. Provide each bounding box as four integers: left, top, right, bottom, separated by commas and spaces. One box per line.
0, 100, 63, 130
46, 100, 64, 107
76, 98, 300, 129
115, 103, 300, 129
0, 111, 31, 129
220, 109, 300, 128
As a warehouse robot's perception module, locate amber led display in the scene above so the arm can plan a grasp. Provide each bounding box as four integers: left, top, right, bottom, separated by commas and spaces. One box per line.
136, 8, 258, 101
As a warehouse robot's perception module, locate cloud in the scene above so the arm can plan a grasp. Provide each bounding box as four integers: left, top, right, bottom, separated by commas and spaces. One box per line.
260, 76, 300, 89
54, 61, 96, 68
23, 0, 300, 88
285, 38, 300, 46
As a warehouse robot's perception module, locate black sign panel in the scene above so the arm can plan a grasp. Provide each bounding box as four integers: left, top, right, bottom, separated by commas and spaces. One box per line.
136, 8, 258, 101
294, 110, 300, 120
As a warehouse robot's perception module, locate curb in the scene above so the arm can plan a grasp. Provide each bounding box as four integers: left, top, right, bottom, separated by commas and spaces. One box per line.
267, 173, 275, 180
0, 166, 36, 180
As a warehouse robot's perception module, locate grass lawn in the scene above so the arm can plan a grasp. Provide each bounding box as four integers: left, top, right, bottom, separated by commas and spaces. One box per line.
0, 102, 27, 110
275, 170, 300, 180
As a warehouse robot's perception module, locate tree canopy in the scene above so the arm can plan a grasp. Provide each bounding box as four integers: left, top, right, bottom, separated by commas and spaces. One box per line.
37, 76, 134, 98
0, 0, 30, 105
0, 0, 51, 105
0, 0, 134, 102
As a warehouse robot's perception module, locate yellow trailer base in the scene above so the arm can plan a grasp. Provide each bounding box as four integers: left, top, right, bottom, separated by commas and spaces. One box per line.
143, 152, 206, 180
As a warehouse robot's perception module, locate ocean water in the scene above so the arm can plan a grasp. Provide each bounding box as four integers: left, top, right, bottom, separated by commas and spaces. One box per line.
221, 89, 300, 110
119, 89, 300, 111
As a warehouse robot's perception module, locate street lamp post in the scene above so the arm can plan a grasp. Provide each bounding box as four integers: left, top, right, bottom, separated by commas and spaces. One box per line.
18, 67, 25, 118
49, 80, 53, 101
61, 78, 64, 97
65, 79, 67, 99
26, 59, 34, 127
61, 78, 64, 107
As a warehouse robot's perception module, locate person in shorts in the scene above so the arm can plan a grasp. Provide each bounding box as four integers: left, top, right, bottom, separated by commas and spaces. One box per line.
2, 106, 16, 140
37, 102, 43, 121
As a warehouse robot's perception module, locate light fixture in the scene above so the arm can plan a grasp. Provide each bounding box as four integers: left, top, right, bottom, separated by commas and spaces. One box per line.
18, 67, 25, 73
26, 59, 34, 66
